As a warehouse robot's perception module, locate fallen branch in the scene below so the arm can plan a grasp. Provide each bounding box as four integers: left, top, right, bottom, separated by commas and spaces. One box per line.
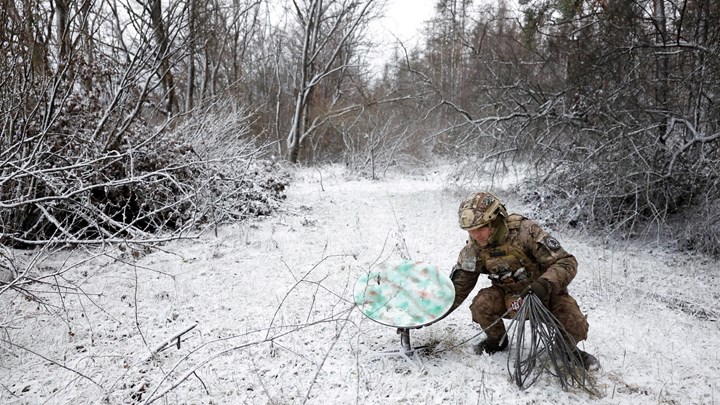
150, 323, 199, 357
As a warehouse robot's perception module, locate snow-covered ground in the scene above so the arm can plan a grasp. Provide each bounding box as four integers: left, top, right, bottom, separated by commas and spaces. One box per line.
1, 164, 718, 404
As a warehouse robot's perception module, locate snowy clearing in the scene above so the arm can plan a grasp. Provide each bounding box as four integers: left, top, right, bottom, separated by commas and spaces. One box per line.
1, 164, 719, 404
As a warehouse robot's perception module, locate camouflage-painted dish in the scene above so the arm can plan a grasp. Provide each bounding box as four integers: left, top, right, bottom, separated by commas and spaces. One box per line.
353, 260, 455, 328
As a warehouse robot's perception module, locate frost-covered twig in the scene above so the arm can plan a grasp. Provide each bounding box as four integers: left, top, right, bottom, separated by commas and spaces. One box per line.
265, 253, 353, 340
387, 195, 411, 260
0, 339, 103, 388
134, 264, 150, 351
302, 307, 353, 404
141, 308, 354, 405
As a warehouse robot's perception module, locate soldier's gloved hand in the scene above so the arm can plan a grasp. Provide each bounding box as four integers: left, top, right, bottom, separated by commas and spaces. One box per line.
522, 278, 550, 303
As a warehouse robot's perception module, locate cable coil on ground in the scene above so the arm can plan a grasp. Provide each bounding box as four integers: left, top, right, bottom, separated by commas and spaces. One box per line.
506, 294, 600, 396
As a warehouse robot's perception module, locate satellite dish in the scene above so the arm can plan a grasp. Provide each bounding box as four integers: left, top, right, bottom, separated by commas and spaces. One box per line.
354, 259, 455, 363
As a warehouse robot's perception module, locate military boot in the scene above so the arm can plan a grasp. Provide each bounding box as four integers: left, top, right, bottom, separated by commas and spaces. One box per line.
473, 337, 508, 355
575, 350, 600, 371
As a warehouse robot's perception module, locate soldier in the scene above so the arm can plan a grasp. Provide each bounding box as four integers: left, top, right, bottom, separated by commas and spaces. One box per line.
446, 191, 599, 371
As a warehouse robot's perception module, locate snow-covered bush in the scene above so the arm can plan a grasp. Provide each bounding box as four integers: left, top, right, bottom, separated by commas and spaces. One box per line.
0, 103, 289, 246
515, 128, 720, 257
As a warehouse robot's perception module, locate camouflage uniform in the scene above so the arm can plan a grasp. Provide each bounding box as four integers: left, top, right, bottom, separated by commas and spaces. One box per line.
449, 196, 589, 346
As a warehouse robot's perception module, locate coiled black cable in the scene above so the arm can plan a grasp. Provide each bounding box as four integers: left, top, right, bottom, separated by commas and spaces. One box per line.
506, 294, 600, 396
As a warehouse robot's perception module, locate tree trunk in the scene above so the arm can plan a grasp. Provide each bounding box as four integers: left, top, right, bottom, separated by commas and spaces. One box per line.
186, 0, 196, 112
149, 0, 177, 115
287, 0, 320, 164
653, 0, 669, 138
55, 0, 71, 64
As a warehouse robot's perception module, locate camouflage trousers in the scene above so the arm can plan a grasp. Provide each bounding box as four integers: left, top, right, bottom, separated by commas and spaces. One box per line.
469, 285, 589, 344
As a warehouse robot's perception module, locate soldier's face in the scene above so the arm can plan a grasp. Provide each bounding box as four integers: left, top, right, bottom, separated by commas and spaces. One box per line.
468, 225, 492, 247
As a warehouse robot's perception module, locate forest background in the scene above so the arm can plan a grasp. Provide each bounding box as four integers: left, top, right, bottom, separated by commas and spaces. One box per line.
3, 0, 719, 256
1, 0, 719, 253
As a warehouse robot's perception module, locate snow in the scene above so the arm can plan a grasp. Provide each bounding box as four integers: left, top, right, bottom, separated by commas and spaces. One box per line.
1, 163, 719, 404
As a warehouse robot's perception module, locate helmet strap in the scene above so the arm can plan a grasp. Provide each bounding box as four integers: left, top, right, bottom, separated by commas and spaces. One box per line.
487, 216, 508, 246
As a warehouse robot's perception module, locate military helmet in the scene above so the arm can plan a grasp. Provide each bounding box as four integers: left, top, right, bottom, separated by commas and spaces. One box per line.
458, 192, 508, 230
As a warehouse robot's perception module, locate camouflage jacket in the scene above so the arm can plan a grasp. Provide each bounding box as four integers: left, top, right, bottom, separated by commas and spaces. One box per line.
448, 214, 578, 314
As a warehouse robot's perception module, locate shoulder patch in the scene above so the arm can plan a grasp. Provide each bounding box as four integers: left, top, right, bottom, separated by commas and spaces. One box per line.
544, 235, 561, 250
458, 243, 478, 272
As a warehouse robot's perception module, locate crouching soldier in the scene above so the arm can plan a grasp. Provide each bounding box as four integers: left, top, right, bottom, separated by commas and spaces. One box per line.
444, 191, 599, 371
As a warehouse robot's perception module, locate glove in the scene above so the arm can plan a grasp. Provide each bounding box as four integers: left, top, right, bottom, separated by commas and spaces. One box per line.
522, 278, 550, 303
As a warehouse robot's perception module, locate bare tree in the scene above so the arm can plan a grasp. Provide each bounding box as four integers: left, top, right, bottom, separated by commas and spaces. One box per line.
146, 0, 180, 115
285, 0, 380, 163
